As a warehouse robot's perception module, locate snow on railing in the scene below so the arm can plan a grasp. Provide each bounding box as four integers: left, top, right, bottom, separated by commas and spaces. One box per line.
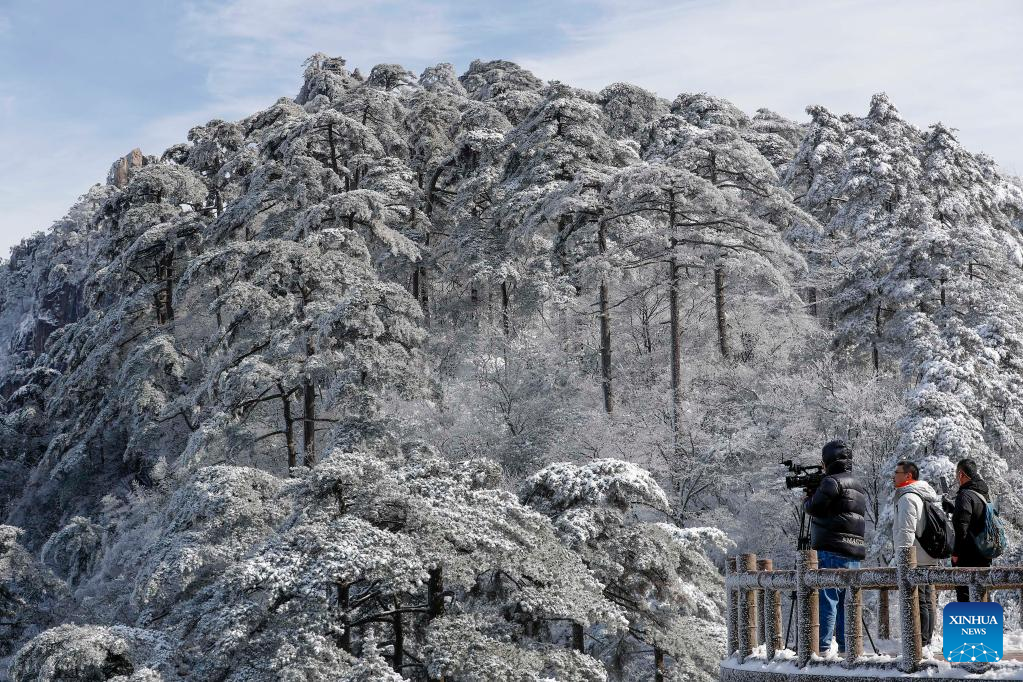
724, 547, 1023, 673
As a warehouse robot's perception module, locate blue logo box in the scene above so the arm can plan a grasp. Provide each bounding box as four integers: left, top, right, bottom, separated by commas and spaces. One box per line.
942, 601, 1004, 663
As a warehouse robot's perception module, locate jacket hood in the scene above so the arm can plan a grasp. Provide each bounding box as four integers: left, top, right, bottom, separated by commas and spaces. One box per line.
826, 459, 853, 475
962, 477, 990, 497
895, 479, 940, 504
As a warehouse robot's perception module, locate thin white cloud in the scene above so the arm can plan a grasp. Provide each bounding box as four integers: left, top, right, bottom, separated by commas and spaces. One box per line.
0, 121, 114, 258
133, 0, 467, 158
179, 0, 461, 103
517, 0, 1023, 173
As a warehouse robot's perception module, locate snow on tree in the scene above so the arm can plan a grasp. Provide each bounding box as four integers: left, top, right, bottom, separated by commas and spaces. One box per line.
0, 525, 69, 668
5, 52, 1023, 682
423, 613, 609, 682
603, 161, 774, 458
3, 162, 212, 545
110, 465, 293, 622
522, 459, 728, 682
405, 89, 461, 179
367, 64, 418, 93
418, 62, 468, 98
782, 103, 850, 225
0, 183, 114, 377
175, 232, 425, 472
597, 82, 669, 145
671, 92, 751, 130
459, 59, 544, 125
39, 516, 103, 588
340, 628, 403, 681
156, 450, 624, 680
335, 82, 409, 161
9, 624, 174, 682
296, 53, 359, 104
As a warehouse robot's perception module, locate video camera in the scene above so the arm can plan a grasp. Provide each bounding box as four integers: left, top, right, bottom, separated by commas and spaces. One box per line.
781, 459, 825, 491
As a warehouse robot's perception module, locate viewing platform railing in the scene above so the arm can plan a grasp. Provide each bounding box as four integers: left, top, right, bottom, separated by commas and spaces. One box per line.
724, 547, 1023, 672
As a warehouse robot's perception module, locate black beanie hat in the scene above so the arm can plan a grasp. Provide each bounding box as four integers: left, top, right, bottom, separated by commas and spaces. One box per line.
822, 440, 851, 465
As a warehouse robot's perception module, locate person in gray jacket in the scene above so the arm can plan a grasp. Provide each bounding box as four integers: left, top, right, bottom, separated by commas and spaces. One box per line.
892, 460, 940, 647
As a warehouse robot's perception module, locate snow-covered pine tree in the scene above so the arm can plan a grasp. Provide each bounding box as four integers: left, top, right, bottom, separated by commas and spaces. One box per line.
522, 459, 728, 682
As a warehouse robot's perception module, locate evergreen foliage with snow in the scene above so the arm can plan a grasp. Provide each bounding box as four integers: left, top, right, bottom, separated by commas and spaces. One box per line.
1, 54, 1022, 680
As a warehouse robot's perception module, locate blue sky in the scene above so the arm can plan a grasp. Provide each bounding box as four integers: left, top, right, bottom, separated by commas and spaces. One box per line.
1, 0, 1021, 258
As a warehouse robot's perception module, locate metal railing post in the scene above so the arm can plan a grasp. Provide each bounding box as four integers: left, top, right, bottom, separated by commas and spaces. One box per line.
796, 549, 818, 667
897, 546, 921, 672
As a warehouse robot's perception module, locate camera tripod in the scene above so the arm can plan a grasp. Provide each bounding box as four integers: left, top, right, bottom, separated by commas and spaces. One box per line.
783, 506, 878, 655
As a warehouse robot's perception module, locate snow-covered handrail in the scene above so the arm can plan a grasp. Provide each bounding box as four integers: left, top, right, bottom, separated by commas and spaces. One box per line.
724, 547, 1023, 673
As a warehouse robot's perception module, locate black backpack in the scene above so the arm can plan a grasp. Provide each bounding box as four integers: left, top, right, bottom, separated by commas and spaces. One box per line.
907, 491, 955, 559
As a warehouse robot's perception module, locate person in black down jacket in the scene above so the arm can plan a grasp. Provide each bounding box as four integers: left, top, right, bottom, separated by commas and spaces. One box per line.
804, 440, 867, 654
941, 458, 992, 602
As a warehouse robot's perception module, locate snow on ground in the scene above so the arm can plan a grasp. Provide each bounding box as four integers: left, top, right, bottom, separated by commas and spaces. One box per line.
727, 639, 1023, 679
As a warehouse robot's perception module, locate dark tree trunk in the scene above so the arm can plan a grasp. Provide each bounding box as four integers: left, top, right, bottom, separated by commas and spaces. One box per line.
428, 566, 444, 619
327, 124, 342, 179
214, 285, 223, 328
302, 372, 315, 468
337, 582, 351, 653
163, 252, 174, 322
392, 596, 404, 673
640, 297, 654, 355
298, 288, 316, 469
714, 263, 729, 359
872, 303, 882, 374
654, 646, 665, 681
155, 251, 174, 324
415, 207, 431, 328
279, 382, 298, 473
572, 622, 585, 652
501, 280, 511, 336
807, 287, 818, 318
598, 219, 613, 413
667, 191, 684, 458
420, 259, 431, 329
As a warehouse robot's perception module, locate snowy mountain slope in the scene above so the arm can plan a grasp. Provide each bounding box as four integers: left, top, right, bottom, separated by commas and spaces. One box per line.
1, 54, 1022, 681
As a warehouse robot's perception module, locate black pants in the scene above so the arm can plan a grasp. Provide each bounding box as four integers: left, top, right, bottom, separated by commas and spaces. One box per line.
955, 556, 993, 602
919, 584, 933, 646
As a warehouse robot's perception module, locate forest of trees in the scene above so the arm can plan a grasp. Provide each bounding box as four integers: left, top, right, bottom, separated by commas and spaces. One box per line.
1, 54, 1023, 681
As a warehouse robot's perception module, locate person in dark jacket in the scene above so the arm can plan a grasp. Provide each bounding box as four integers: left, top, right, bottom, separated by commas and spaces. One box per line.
804, 440, 867, 654
941, 458, 992, 602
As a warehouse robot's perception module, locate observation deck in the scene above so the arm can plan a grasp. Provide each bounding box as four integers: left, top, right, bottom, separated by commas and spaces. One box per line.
720, 548, 1023, 680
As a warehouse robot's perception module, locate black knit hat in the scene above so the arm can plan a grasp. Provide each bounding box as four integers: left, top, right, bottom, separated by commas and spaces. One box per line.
822, 440, 852, 465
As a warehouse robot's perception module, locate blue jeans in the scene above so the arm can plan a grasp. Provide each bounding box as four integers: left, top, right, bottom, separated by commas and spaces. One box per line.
817, 550, 860, 652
